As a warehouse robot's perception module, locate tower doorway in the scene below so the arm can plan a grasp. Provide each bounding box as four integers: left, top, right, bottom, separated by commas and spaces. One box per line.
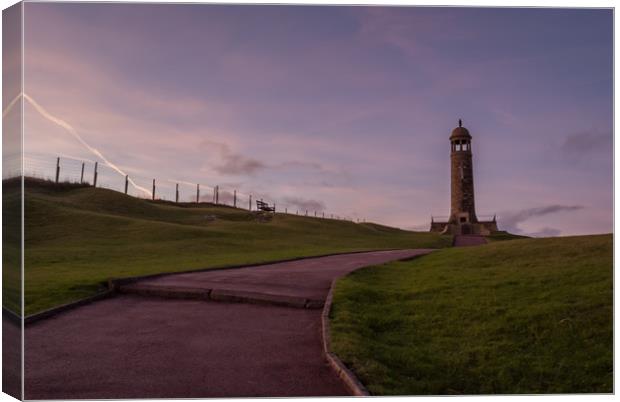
461, 224, 472, 235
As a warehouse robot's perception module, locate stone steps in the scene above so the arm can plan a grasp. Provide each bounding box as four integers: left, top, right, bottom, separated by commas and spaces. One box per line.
118, 283, 324, 309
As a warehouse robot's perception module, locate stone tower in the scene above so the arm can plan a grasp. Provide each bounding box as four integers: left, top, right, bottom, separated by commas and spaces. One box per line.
449, 119, 477, 228
429, 119, 498, 235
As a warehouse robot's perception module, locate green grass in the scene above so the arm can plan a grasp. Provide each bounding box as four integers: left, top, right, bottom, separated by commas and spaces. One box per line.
14, 178, 451, 315
330, 234, 612, 394
3, 179, 22, 315
485, 230, 530, 242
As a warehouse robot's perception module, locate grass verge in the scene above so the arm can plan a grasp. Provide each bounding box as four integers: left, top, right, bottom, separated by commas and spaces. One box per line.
330, 234, 612, 394
485, 230, 530, 242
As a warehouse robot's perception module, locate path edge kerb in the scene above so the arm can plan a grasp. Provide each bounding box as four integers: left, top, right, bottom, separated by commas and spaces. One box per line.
321, 278, 370, 396
321, 250, 435, 397
25, 290, 114, 325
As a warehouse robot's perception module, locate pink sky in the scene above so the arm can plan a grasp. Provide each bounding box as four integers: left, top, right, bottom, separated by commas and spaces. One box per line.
7, 3, 613, 236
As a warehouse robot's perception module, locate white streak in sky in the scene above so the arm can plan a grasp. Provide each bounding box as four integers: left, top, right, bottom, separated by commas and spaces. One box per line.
3, 93, 152, 197
2, 93, 22, 119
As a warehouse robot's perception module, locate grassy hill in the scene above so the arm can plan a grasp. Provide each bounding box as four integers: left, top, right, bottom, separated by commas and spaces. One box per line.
3, 179, 22, 316
330, 234, 612, 394
485, 230, 530, 242
7, 178, 451, 315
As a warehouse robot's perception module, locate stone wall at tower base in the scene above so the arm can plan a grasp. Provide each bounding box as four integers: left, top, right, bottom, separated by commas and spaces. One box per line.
429, 220, 498, 236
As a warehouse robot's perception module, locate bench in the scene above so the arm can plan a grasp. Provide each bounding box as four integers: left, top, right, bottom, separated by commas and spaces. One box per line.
256, 199, 275, 212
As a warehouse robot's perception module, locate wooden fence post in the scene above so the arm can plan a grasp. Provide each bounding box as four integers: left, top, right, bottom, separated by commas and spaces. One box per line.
196, 184, 200, 204
93, 162, 98, 187
322, 212, 325, 218
55, 157, 60, 183
314, 211, 316, 217
233, 190, 237, 208
274, 203, 276, 213
152, 179, 156, 201
285, 208, 287, 214
305, 210, 308, 216
124, 175, 129, 194
175, 183, 179, 203
215, 186, 219, 204
249, 194, 252, 211
80, 162, 85, 184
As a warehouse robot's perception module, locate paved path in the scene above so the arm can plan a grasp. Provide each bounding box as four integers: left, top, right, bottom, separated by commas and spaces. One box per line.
3, 312, 21, 400
118, 249, 432, 307
453, 235, 488, 247
25, 249, 433, 399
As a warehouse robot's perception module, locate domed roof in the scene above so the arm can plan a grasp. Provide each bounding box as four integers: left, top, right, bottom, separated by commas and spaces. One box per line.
450, 119, 471, 140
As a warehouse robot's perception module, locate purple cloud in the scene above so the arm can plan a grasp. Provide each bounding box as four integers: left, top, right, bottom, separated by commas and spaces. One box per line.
214, 154, 267, 176
499, 205, 585, 235
282, 196, 326, 214
561, 130, 612, 157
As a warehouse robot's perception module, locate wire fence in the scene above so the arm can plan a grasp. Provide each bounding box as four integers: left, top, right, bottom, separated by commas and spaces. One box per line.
21, 153, 362, 222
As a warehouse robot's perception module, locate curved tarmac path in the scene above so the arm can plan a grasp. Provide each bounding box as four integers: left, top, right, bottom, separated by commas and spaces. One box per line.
25, 249, 433, 399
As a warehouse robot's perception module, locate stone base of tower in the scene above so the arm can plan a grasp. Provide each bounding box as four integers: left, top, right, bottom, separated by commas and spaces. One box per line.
430, 220, 498, 236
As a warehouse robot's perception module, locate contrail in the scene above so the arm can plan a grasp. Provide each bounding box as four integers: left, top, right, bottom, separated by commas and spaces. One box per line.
2, 93, 21, 119
3, 93, 152, 197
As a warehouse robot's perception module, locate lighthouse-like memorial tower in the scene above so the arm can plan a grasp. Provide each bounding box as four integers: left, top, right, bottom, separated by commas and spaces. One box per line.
430, 120, 498, 235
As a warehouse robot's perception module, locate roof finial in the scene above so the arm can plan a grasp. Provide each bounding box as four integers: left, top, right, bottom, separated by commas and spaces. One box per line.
458, 118, 462, 127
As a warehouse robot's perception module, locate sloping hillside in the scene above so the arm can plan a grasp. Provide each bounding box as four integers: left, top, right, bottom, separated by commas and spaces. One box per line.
11, 178, 451, 314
